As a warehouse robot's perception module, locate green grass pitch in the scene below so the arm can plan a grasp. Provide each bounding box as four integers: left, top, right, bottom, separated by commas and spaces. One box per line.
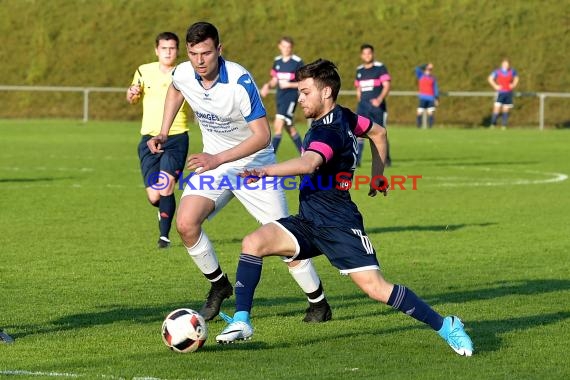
1, 120, 569, 379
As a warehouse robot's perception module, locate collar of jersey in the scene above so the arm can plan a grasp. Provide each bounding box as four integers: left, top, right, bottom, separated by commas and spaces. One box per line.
194, 56, 229, 84
311, 105, 339, 126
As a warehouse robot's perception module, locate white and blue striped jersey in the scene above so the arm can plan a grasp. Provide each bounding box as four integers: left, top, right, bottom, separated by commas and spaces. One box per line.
172, 57, 274, 167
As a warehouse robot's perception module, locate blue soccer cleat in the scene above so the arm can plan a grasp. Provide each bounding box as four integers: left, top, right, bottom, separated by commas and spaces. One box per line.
438, 316, 473, 356
216, 311, 254, 344
0, 330, 14, 344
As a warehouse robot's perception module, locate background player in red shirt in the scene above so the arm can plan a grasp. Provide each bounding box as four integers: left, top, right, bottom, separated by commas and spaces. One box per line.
415, 63, 439, 128
488, 58, 519, 129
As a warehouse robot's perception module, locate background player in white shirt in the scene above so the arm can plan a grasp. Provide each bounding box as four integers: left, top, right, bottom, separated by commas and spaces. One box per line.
147, 22, 331, 322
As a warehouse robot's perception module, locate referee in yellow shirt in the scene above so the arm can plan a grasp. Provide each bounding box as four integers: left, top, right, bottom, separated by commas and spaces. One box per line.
126, 32, 189, 249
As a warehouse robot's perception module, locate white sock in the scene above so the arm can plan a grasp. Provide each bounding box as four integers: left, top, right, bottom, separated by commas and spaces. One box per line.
185, 231, 222, 281
288, 259, 325, 303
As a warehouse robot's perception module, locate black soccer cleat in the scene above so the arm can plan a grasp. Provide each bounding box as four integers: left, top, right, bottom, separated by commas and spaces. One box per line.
199, 274, 233, 321
0, 330, 14, 344
157, 237, 171, 249
303, 300, 332, 323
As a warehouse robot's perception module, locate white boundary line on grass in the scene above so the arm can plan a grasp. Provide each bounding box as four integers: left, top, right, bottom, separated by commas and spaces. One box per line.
0, 370, 82, 378
429, 168, 568, 187
0, 369, 173, 380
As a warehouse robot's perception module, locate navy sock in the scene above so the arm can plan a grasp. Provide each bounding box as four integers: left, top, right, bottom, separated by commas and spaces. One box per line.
502, 112, 509, 126
292, 133, 303, 153
235, 253, 263, 313
357, 140, 365, 166
158, 194, 176, 238
491, 113, 499, 126
387, 284, 443, 331
272, 135, 282, 153
416, 115, 422, 128
428, 115, 434, 128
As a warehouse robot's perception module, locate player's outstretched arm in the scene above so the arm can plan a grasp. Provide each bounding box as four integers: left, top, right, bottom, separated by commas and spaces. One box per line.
241, 151, 323, 181
415, 65, 425, 78
366, 123, 388, 197
147, 84, 184, 154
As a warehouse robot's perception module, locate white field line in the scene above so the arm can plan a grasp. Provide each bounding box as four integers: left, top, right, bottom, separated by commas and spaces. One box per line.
0, 369, 185, 380
0, 370, 83, 377
0, 167, 94, 172
429, 168, 568, 187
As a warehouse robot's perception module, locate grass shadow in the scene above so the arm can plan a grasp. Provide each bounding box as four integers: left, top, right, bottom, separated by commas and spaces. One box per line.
555, 120, 570, 129
471, 311, 570, 353
0, 176, 75, 183
10, 279, 569, 351
434, 161, 539, 167
366, 222, 496, 234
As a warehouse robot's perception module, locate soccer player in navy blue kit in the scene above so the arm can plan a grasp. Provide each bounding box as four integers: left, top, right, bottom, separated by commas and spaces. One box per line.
488, 58, 519, 130
354, 44, 391, 166
260, 37, 304, 154
216, 59, 474, 357
415, 63, 439, 128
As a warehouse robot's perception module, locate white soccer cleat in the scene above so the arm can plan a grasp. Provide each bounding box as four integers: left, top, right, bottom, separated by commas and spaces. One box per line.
216, 321, 254, 344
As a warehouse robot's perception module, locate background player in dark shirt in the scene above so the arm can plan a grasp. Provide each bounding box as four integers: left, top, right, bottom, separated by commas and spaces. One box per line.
216, 59, 474, 358
354, 44, 392, 166
260, 36, 304, 154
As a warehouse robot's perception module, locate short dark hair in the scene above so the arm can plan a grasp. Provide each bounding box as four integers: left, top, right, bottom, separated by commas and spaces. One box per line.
280, 36, 294, 45
186, 22, 219, 47
360, 43, 374, 52
155, 32, 179, 48
296, 59, 341, 101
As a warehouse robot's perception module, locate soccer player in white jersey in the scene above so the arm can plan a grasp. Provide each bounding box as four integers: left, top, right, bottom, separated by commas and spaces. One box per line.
147, 22, 331, 322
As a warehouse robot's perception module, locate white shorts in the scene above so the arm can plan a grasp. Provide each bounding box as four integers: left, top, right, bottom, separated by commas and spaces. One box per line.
180, 164, 288, 224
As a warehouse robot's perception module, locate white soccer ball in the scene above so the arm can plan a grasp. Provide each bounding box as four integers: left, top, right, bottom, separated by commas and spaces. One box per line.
161, 308, 208, 353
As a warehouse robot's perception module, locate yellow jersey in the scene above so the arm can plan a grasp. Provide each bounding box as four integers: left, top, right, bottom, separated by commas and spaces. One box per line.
131, 62, 189, 136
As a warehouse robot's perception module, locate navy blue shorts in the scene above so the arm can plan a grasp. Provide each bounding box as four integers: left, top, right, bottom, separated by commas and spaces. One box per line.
495, 92, 514, 107
276, 91, 299, 125
418, 98, 436, 110
274, 215, 380, 274
357, 101, 387, 127
138, 132, 189, 187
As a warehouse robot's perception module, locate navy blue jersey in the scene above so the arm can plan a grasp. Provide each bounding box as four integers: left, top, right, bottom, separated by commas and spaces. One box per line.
271, 55, 304, 99
354, 62, 391, 111
298, 105, 373, 227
